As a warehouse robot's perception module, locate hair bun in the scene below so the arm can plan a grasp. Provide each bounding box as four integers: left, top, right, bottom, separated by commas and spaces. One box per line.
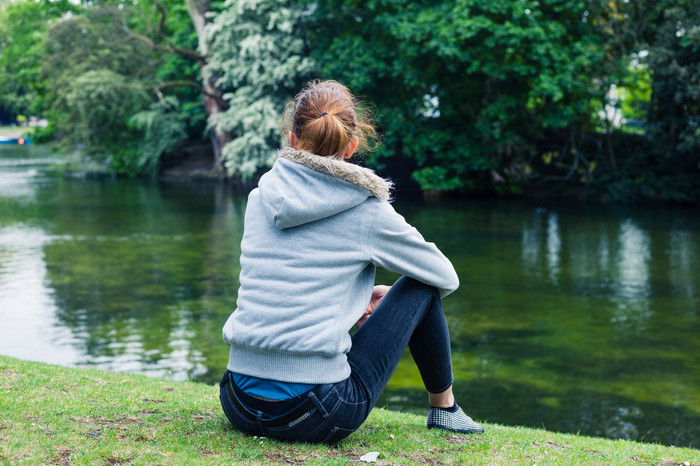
283, 79, 378, 158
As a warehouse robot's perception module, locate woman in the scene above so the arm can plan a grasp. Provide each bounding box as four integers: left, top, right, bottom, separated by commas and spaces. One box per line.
219, 80, 483, 443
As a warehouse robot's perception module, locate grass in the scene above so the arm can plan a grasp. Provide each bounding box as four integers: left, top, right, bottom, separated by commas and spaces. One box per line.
0, 126, 28, 138
1, 355, 698, 465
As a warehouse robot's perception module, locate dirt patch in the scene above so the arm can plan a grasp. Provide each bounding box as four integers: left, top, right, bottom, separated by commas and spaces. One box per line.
191, 412, 214, 421
70, 416, 144, 427
443, 434, 484, 446
104, 455, 133, 465
50, 447, 71, 465
39, 425, 55, 437
583, 448, 606, 458
263, 452, 305, 464
0, 370, 21, 381
261, 434, 483, 464
85, 429, 102, 439
263, 449, 347, 465
632, 456, 691, 465
199, 448, 215, 457
395, 454, 445, 464
532, 440, 571, 451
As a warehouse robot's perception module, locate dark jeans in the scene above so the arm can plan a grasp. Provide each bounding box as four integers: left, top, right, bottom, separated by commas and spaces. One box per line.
219, 276, 454, 443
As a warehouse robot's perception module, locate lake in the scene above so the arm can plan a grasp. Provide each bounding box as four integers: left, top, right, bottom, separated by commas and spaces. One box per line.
1, 145, 698, 447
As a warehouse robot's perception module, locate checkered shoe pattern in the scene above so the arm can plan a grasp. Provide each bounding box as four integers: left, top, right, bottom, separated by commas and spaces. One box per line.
426, 406, 484, 434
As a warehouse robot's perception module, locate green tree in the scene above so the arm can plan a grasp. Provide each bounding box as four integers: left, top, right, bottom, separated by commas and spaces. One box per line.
125, 0, 229, 168
63, 69, 150, 172
38, 1, 209, 174
0, 0, 77, 123
642, 2, 700, 201
129, 96, 187, 174
40, 6, 162, 172
310, 0, 606, 193
579, 0, 700, 203
204, 0, 315, 178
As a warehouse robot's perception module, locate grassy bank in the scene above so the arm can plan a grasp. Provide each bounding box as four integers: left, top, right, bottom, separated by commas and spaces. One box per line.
1, 356, 698, 465
0, 126, 28, 138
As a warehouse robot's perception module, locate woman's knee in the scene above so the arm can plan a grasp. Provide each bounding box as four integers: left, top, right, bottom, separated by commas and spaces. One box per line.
392, 276, 440, 300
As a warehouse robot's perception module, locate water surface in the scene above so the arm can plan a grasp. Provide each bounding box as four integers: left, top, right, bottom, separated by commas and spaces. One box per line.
1, 145, 698, 446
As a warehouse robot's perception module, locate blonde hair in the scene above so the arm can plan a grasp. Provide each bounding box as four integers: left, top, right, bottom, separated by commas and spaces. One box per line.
283, 80, 377, 158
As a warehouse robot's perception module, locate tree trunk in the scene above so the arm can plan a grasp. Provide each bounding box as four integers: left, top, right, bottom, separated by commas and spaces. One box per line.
606, 129, 617, 171
186, 0, 229, 172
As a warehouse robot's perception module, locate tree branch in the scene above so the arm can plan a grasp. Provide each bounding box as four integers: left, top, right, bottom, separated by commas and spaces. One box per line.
121, 0, 206, 62
149, 0, 206, 61
155, 80, 207, 95
140, 80, 221, 102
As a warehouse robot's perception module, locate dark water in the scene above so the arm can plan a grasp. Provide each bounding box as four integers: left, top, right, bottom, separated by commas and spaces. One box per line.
1, 145, 698, 447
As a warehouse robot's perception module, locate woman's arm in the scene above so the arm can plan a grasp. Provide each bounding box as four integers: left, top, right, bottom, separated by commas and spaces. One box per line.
367, 202, 459, 298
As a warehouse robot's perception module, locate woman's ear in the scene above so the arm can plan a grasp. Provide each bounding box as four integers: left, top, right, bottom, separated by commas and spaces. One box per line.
343, 136, 359, 159
289, 131, 298, 148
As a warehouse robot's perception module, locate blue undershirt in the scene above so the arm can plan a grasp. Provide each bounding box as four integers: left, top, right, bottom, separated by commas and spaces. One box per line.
231, 372, 317, 400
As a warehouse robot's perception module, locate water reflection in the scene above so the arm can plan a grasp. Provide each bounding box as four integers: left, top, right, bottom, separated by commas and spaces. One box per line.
611, 219, 652, 328
39, 179, 245, 381
521, 208, 544, 277
0, 225, 82, 365
670, 230, 697, 305
546, 212, 561, 285
386, 200, 700, 446
1, 146, 699, 447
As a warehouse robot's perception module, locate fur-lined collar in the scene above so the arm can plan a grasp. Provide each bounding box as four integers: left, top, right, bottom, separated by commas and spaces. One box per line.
278, 147, 393, 202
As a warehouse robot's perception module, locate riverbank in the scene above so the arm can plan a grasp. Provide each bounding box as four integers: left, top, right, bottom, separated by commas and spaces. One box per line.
0, 126, 28, 138
1, 356, 697, 465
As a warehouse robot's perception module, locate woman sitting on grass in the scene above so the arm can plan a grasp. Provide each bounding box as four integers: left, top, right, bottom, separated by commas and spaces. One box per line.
219, 79, 483, 443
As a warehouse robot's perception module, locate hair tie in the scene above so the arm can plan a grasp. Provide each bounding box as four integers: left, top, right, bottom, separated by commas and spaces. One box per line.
320, 112, 328, 117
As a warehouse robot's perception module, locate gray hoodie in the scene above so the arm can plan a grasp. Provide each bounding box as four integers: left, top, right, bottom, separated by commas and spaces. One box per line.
223, 147, 459, 384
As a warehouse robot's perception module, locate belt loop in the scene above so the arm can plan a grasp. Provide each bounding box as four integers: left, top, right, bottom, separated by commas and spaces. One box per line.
308, 391, 329, 418
255, 411, 268, 436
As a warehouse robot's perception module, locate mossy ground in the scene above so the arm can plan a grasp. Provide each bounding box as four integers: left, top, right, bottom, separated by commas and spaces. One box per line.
1, 355, 698, 465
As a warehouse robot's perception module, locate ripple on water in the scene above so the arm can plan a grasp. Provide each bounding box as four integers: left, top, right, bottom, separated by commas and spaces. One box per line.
0, 150, 59, 197
0, 222, 83, 366
0, 172, 39, 198
0, 157, 59, 167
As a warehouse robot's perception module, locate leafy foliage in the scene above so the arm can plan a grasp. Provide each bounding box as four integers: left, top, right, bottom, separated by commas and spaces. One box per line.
646, 4, 700, 157
205, 0, 315, 178
1, 0, 698, 201
149, 0, 210, 139
578, 0, 700, 203
129, 97, 187, 174
63, 69, 149, 171
310, 0, 606, 192
38, 7, 154, 172
0, 0, 78, 123
37, 2, 198, 175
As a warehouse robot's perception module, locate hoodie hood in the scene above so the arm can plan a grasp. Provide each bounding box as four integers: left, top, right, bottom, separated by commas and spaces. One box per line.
258, 147, 393, 230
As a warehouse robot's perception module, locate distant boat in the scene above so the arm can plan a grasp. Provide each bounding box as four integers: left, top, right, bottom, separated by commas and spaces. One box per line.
0, 136, 31, 145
